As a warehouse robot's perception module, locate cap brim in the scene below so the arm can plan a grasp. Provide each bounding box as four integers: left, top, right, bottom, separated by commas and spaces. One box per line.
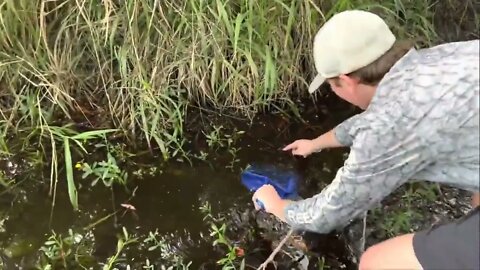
308, 74, 326, 94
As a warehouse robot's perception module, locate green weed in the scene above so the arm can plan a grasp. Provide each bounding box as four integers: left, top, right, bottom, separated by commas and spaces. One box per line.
200, 201, 245, 270
371, 183, 440, 237
203, 125, 244, 169
379, 207, 422, 237
34, 226, 192, 269
102, 227, 138, 270
80, 152, 127, 187
318, 256, 330, 270
143, 229, 192, 269
36, 229, 95, 270
0, 170, 14, 188
48, 126, 117, 210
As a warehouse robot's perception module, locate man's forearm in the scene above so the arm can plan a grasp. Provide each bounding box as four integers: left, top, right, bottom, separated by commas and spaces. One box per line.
312, 129, 345, 151
269, 199, 293, 222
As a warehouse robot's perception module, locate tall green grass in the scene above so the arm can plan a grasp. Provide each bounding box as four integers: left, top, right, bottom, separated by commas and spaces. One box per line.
0, 1, 472, 207
0, 0, 447, 151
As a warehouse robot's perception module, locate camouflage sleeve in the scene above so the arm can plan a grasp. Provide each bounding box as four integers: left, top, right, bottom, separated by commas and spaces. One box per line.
333, 113, 363, 147
283, 128, 434, 234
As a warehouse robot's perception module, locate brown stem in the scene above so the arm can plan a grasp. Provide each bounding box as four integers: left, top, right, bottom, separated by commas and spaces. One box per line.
257, 229, 294, 270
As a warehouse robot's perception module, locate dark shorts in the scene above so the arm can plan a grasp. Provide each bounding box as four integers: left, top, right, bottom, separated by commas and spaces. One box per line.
413, 206, 480, 270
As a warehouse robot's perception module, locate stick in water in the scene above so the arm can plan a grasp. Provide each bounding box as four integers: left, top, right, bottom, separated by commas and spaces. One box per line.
257, 229, 294, 270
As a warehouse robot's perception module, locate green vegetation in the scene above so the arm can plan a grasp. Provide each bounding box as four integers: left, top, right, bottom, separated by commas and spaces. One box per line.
0, 0, 448, 157
1, 0, 462, 210
318, 256, 330, 270
0, 0, 477, 268
80, 152, 127, 187
102, 227, 138, 270
27, 202, 244, 269
34, 227, 193, 269
370, 182, 441, 238
200, 201, 245, 269
36, 229, 95, 269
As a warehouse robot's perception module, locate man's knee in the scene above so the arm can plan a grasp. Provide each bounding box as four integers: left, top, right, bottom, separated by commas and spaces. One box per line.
357, 234, 423, 270
359, 245, 378, 270
472, 192, 479, 208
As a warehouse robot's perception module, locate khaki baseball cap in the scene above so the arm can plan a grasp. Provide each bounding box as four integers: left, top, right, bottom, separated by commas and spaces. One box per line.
308, 10, 396, 93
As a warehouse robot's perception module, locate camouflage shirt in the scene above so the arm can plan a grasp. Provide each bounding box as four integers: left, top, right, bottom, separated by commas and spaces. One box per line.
284, 39, 480, 234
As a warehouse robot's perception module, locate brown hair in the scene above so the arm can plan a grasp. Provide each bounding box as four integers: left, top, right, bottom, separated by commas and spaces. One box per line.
332, 40, 414, 86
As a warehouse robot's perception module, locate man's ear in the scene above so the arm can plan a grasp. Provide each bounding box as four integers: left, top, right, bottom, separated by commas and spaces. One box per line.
338, 74, 359, 93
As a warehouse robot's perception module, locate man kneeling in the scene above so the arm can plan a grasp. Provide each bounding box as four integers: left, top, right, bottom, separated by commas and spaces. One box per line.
252, 10, 480, 270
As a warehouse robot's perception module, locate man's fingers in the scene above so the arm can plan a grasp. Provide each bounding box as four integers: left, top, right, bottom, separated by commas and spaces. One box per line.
282, 145, 293, 151
292, 149, 302, 156
292, 149, 309, 157
282, 142, 297, 151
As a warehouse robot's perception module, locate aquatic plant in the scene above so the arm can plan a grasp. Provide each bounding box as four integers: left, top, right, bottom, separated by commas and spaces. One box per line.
80, 152, 128, 187
369, 182, 440, 238
36, 229, 95, 269
48, 126, 117, 210
102, 227, 138, 270
200, 201, 245, 269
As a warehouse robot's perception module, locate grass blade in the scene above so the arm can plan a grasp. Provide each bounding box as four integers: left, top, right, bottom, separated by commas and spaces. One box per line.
64, 137, 78, 211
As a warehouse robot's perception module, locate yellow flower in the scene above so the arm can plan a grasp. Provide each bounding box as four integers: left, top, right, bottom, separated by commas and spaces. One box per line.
75, 163, 82, 169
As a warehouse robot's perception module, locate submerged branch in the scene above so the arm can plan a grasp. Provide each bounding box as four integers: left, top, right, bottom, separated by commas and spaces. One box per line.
257, 228, 294, 270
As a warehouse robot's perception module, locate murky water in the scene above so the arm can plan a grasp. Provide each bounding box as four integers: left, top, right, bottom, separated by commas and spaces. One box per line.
0, 93, 363, 269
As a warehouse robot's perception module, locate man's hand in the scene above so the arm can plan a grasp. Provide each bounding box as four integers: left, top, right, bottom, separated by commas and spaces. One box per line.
283, 139, 318, 157
283, 129, 344, 157
252, 185, 291, 221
